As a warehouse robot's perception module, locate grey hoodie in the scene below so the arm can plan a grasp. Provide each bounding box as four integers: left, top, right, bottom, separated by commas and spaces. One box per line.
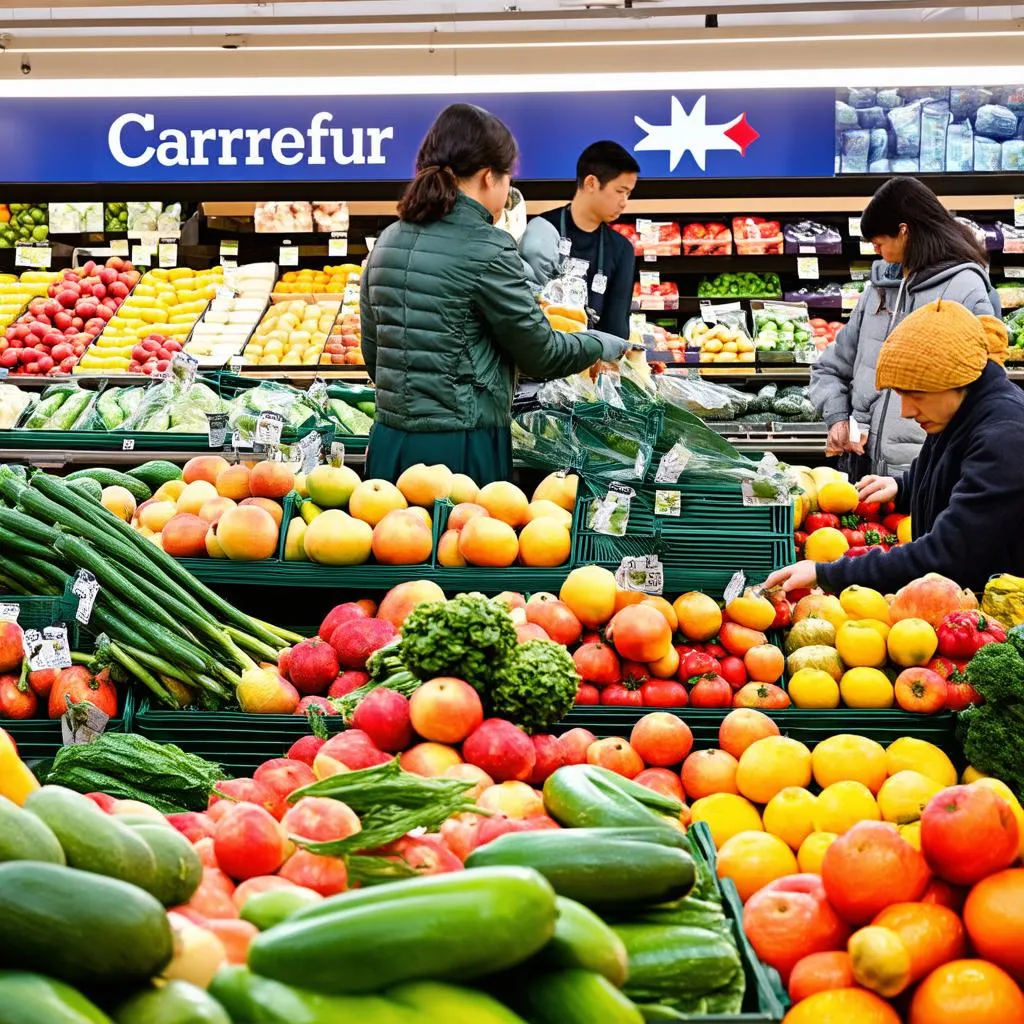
809, 260, 999, 474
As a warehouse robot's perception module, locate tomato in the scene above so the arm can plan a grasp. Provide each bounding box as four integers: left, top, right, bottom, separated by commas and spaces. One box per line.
733, 682, 791, 709
841, 529, 866, 547
681, 650, 721, 682
719, 655, 749, 691
688, 674, 733, 708
855, 501, 882, 521
640, 679, 689, 707
600, 684, 644, 706
894, 667, 947, 714
945, 679, 984, 712
621, 661, 651, 687
805, 513, 840, 533
574, 682, 600, 705
47, 665, 118, 720
769, 592, 792, 630
927, 656, 968, 681
0, 674, 37, 719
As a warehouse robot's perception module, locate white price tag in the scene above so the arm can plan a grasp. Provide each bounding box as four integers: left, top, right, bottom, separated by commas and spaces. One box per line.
23, 625, 72, 671
1006, 267, 1024, 280
0, 602, 20, 623
328, 233, 348, 258
158, 239, 178, 268
131, 244, 154, 266
121, 438, 135, 451
639, 270, 660, 289
297, 430, 322, 473
848, 216, 862, 237
591, 273, 608, 295
1015, 197, 1024, 229
220, 239, 239, 258
655, 441, 691, 484
254, 410, 285, 445
279, 243, 299, 267
307, 378, 328, 407
109, 239, 130, 256
207, 411, 229, 448
170, 350, 199, 386
61, 702, 111, 746
797, 256, 820, 280
231, 430, 253, 451
329, 441, 346, 467
15, 244, 52, 269
228, 355, 245, 372
654, 490, 682, 517
71, 569, 100, 625
615, 554, 665, 595
589, 484, 633, 537
859, 240, 876, 256
723, 571, 746, 605
849, 264, 871, 281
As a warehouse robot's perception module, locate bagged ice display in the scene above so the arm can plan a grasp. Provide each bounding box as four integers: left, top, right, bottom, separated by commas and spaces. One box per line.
921, 101, 952, 172
975, 104, 1019, 139
892, 157, 921, 173
889, 102, 922, 157
869, 159, 892, 173
847, 88, 878, 109
836, 101, 859, 128
857, 107, 889, 130
1002, 140, 1024, 171
950, 87, 992, 120
876, 89, 904, 110
869, 128, 889, 162
974, 137, 1002, 171
840, 130, 870, 173
946, 119, 975, 173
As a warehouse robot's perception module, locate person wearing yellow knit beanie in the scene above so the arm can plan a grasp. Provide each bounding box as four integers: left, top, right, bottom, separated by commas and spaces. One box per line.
767, 299, 1024, 596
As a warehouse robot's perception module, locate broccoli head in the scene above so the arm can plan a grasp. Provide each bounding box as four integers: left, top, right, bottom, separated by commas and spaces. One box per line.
489, 639, 580, 734
965, 642, 1024, 705
961, 703, 1024, 801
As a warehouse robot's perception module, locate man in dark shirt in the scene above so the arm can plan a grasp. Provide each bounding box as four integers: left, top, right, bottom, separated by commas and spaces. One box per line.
540, 141, 639, 339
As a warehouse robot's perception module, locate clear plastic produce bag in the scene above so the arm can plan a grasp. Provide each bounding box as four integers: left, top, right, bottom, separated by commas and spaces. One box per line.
655, 371, 751, 421
511, 410, 583, 471
227, 380, 326, 441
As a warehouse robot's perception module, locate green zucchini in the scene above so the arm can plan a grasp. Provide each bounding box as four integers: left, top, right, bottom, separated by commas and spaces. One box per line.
387, 981, 526, 1023
532, 896, 629, 986
464, 830, 696, 911
512, 969, 643, 1024
68, 477, 103, 501
208, 965, 431, 1024
64, 468, 151, 502
124, 823, 203, 907
23, 785, 159, 895
249, 866, 557, 994
543, 764, 683, 830
0, 970, 113, 1024
0, 862, 173, 987
0, 794, 66, 866
23, 392, 68, 429
113, 980, 230, 1024
240, 886, 323, 930
125, 460, 183, 489
49, 391, 93, 430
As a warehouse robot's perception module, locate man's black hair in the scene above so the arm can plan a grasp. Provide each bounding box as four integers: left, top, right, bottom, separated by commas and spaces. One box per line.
576, 141, 640, 189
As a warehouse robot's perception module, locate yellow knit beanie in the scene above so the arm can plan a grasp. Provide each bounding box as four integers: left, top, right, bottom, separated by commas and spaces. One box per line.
876, 298, 1008, 392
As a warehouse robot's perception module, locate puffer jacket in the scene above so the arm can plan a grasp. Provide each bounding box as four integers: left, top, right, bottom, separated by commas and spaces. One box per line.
810, 260, 999, 474
361, 193, 603, 433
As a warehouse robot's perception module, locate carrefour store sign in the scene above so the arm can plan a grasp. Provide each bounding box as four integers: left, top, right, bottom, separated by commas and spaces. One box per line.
0, 90, 835, 183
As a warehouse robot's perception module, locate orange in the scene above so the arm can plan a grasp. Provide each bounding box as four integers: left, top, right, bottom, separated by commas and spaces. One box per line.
805, 528, 849, 562
963, 868, 1024, 981
797, 831, 839, 874
782, 987, 900, 1024
897, 516, 913, 545
812, 734, 888, 794
716, 830, 798, 902
787, 950, 856, 1004
909, 959, 1024, 1024
689, 793, 762, 848
873, 902, 966, 984
641, 595, 679, 632
673, 591, 722, 642
818, 480, 860, 514
736, 736, 812, 805
848, 924, 912, 997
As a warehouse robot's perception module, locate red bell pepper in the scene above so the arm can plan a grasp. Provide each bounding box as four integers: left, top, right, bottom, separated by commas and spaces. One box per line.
927, 656, 969, 681
936, 611, 1006, 661
805, 513, 841, 533
841, 529, 866, 547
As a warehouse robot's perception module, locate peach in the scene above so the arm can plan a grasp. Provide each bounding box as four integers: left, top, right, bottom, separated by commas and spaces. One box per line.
448, 502, 489, 532
236, 668, 300, 714
458, 517, 519, 567
517, 623, 551, 643
303, 510, 373, 566
249, 461, 295, 499
197, 496, 237, 525
436, 529, 466, 567
278, 850, 348, 897
557, 728, 597, 766
217, 505, 279, 561
377, 580, 446, 630
532, 471, 578, 512
477, 480, 530, 528
253, 757, 316, 818
183, 455, 231, 485
161, 513, 210, 558
240, 497, 284, 528
138, 499, 178, 533
101, 485, 137, 522
525, 499, 573, 528
587, 737, 645, 779
517, 517, 571, 567
443, 763, 494, 801
634, 767, 686, 801
399, 741, 464, 777
216, 463, 252, 500
494, 592, 527, 612
719, 708, 781, 760
348, 478, 407, 527
176, 480, 219, 516
409, 676, 484, 744
281, 796, 361, 843
205, 527, 226, 558
449, 473, 479, 504
396, 463, 453, 508
371, 509, 433, 565
152, 479, 187, 503
477, 781, 545, 819
306, 464, 360, 510
527, 734, 565, 786
526, 598, 583, 646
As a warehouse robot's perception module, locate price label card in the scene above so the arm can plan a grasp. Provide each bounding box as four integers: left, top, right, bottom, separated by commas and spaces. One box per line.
589, 483, 634, 537
15, 243, 52, 269
841, 284, 863, 311
797, 256, 820, 280
71, 569, 100, 625
0, 602, 20, 623
1006, 267, 1024, 279
158, 239, 178, 268
220, 239, 239, 258
228, 354, 245, 372
131, 244, 154, 266
741, 480, 792, 506
328, 232, 349, 258
109, 239, 130, 256
329, 441, 346, 467
848, 216, 862, 237
206, 411, 229, 448
655, 441, 691, 483
615, 554, 665, 595
254, 410, 285, 446
639, 270, 660, 289
307, 378, 329, 408
279, 243, 299, 267
849, 263, 871, 281
23, 625, 72, 671
121, 438, 135, 451
654, 490, 682, 517
1015, 197, 1024, 229
723, 570, 747, 605
297, 430, 322, 473
61, 702, 110, 746
859, 240, 876, 256
170, 350, 199, 386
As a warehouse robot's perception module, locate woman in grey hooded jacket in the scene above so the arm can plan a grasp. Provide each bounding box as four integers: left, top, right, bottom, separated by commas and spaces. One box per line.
810, 177, 998, 477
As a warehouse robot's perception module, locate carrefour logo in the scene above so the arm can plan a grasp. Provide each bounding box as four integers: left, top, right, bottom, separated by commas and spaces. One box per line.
107, 111, 395, 169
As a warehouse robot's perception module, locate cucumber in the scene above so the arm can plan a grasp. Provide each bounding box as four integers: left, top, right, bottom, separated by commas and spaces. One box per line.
68, 477, 103, 501
0, 794, 66, 866
24, 786, 159, 895
208, 965, 431, 1024
543, 765, 683, 830
241, 886, 323, 930
464, 830, 696, 911
249, 866, 557, 994
125, 823, 203, 907
532, 897, 629, 987
0, 862, 173, 987
513, 969, 643, 1024
126, 461, 183, 489
387, 981, 526, 1023
0, 970, 113, 1024
113, 980, 230, 1024
64, 468, 151, 502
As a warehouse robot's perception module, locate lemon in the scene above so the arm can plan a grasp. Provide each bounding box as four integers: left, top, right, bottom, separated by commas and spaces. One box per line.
818, 480, 860, 514
813, 781, 881, 834
885, 737, 957, 786
839, 585, 892, 624
886, 618, 939, 668
962, 765, 988, 783
836, 620, 889, 669
736, 736, 813, 804
797, 830, 838, 874
812, 733, 888, 793
788, 668, 840, 709
689, 793, 763, 848
857, 619, 891, 641
805, 528, 849, 563
898, 821, 922, 850
840, 667, 894, 709
763, 787, 818, 850
848, 925, 912, 998
877, 770, 944, 824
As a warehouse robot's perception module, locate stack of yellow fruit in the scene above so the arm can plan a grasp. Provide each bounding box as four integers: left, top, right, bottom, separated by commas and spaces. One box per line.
241, 299, 339, 366
0, 272, 59, 329
273, 264, 362, 297
77, 266, 224, 372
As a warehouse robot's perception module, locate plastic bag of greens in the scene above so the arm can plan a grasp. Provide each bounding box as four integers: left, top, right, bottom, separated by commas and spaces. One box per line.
751, 301, 813, 353
846, 88, 877, 109
20, 382, 96, 431
654, 371, 750, 421
537, 373, 600, 411
856, 107, 888, 130
511, 410, 583, 471
947, 119, 975, 173
951, 87, 992, 120
920, 101, 952, 172
227, 380, 324, 440
975, 138, 1002, 172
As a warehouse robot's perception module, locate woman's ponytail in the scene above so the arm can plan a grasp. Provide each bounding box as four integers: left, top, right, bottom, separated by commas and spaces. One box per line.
397, 165, 459, 224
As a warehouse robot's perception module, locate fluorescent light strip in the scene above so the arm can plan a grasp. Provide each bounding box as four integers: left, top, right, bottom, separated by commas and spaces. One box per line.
6, 66, 1024, 99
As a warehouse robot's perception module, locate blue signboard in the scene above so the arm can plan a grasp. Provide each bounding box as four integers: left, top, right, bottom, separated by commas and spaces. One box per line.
0, 88, 835, 183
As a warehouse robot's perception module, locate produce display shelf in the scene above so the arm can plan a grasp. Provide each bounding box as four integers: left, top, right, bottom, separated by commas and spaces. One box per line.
0, 447, 369, 469
0, 593, 80, 641
689, 821, 789, 1022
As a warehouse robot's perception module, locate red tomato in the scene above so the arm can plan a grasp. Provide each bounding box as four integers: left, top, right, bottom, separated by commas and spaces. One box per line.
688, 674, 733, 708
719, 656, 749, 691
681, 651, 721, 681
575, 682, 600, 705
640, 679, 689, 707
704, 643, 727, 660
600, 684, 645, 707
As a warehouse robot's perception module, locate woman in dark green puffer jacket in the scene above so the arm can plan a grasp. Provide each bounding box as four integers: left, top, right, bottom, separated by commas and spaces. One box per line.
360, 103, 627, 485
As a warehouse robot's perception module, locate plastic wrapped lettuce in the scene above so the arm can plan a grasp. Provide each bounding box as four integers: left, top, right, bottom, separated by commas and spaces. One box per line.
1002, 141, 1024, 171
846, 88, 877, 109
856, 107, 888, 130
654, 371, 751, 421
951, 87, 992, 120
835, 101, 859, 129
227, 381, 325, 440
975, 138, 1002, 172
511, 410, 583, 472
121, 378, 226, 433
